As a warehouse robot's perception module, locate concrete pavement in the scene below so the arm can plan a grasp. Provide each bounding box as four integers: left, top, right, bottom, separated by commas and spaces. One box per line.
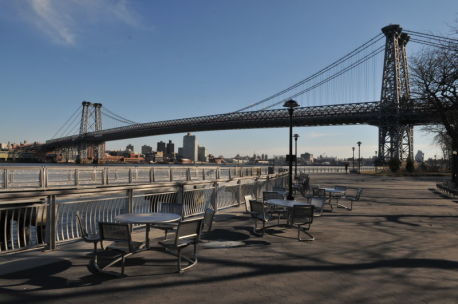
0, 174, 457, 304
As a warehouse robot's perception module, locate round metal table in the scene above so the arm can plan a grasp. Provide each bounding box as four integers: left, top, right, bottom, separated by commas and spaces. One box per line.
320, 187, 345, 194
115, 212, 181, 224
114, 212, 181, 248
266, 199, 308, 208
319, 188, 346, 210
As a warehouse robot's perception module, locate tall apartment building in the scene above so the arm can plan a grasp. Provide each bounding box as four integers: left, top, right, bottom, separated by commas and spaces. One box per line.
166, 140, 174, 155
182, 133, 198, 161
126, 144, 134, 152
198, 146, 207, 162
157, 141, 166, 153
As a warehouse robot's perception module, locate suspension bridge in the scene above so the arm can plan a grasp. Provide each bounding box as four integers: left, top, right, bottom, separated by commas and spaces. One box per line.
29, 24, 457, 163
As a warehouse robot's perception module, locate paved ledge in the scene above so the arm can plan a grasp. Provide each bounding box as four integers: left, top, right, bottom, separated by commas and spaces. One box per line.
0, 174, 457, 304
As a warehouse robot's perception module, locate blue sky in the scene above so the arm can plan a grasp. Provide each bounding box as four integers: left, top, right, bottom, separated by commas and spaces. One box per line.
0, 0, 456, 159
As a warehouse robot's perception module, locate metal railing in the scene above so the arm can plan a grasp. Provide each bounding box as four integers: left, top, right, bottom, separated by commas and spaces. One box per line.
0, 165, 269, 191
275, 165, 382, 174
0, 173, 287, 254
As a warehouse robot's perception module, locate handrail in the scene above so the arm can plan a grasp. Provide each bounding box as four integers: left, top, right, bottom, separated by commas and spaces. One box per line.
0, 165, 269, 192
0, 173, 280, 202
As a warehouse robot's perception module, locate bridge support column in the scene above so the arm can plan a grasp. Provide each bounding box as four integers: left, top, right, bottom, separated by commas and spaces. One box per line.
377, 24, 413, 165
378, 124, 413, 163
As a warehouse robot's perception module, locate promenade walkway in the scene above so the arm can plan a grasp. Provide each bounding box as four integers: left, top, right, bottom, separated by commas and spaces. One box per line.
0, 174, 457, 303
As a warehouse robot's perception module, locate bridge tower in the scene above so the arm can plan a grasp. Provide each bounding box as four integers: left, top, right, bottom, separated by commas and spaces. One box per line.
378, 24, 413, 164
93, 103, 105, 162
77, 101, 104, 163
77, 101, 91, 162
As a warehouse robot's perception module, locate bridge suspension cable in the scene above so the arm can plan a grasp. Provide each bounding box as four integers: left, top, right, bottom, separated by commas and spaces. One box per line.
234, 33, 384, 112
102, 106, 139, 125
259, 45, 385, 110
404, 29, 458, 50
51, 104, 82, 139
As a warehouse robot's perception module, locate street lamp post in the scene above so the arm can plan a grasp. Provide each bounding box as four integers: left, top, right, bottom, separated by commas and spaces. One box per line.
294, 134, 299, 180
352, 147, 355, 171
283, 99, 299, 200
357, 141, 362, 173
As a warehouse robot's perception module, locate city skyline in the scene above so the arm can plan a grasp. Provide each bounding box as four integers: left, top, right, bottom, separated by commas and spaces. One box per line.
1, 1, 456, 160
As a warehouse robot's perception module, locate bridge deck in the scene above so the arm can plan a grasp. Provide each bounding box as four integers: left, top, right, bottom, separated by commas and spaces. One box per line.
41, 100, 443, 150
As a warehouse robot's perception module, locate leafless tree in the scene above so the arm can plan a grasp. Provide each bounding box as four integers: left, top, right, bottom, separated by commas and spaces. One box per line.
410, 32, 458, 184
421, 124, 452, 161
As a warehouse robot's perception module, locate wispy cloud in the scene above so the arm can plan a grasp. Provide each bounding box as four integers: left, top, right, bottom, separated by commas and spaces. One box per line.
20, 0, 150, 46
29, 0, 76, 45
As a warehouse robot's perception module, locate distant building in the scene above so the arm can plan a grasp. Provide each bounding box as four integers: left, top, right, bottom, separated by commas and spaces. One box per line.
141, 145, 152, 155
126, 144, 134, 153
177, 147, 183, 159
208, 154, 224, 164
0, 143, 7, 150
415, 150, 425, 162
301, 152, 314, 164
107, 150, 125, 157
183, 133, 198, 161
198, 146, 207, 162
166, 140, 174, 155
153, 151, 164, 163
157, 141, 166, 153
144, 152, 154, 163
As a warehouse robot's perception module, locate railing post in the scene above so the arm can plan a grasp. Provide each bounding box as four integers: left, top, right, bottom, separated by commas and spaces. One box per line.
237, 179, 242, 206
228, 168, 232, 180
128, 168, 133, 184
212, 182, 219, 211
216, 167, 220, 180
102, 167, 106, 185
149, 167, 154, 183
202, 168, 205, 180
170, 167, 173, 182
75, 169, 79, 186
176, 183, 185, 217
45, 195, 57, 250
3, 168, 7, 189
127, 189, 134, 214
40, 167, 44, 188
187, 168, 191, 181
266, 175, 271, 192
254, 177, 260, 199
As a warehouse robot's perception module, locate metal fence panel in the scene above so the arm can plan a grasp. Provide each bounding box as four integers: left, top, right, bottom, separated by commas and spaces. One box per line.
56, 195, 128, 242
216, 184, 238, 210
182, 188, 214, 217
0, 202, 47, 253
